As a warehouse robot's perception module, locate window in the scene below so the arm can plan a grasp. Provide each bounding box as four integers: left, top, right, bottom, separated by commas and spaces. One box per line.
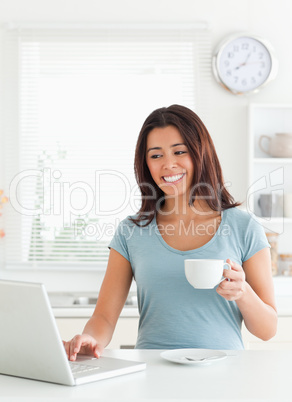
1, 23, 211, 270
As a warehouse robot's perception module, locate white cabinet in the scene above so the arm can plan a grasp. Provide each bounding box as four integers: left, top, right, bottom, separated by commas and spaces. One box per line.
248, 104, 292, 269
56, 317, 139, 349
242, 317, 292, 350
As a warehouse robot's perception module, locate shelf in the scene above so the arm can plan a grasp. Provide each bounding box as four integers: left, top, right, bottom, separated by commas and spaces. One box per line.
254, 158, 292, 164
255, 217, 292, 224
249, 103, 292, 255
250, 103, 292, 110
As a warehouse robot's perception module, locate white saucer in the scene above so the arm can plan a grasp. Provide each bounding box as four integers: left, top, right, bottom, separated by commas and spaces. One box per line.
160, 349, 227, 365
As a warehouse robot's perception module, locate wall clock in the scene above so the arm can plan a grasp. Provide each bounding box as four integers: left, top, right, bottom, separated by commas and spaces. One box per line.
212, 34, 278, 95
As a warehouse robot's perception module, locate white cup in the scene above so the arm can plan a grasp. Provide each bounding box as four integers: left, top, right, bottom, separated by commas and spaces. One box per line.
284, 194, 292, 218
184, 259, 231, 289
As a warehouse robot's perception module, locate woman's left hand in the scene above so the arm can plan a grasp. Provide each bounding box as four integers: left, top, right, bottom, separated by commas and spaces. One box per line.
216, 259, 247, 301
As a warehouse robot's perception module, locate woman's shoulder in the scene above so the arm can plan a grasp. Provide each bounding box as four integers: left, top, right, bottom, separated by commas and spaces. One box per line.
224, 207, 253, 220
223, 207, 265, 232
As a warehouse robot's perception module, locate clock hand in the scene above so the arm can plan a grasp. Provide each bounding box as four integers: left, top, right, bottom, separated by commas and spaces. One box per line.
234, 52, 252, 70
244, 52, 251, 63
244, 61, 263, 65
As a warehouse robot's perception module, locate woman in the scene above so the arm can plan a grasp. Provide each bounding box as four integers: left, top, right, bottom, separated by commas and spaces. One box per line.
64, 105, 277, 360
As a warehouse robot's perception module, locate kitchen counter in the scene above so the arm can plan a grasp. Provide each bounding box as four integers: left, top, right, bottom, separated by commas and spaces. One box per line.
52, 295, 292, 319
52, 306, 139, 318
0, 349, 292, 401
48, 291, 139, 318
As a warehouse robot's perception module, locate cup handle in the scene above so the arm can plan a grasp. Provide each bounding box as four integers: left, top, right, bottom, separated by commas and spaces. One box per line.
219, 262, 231, 284
259, 135, 271, 155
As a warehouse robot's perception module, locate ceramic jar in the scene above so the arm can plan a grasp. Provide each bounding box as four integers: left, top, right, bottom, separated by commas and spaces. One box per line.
265, 232, 279, 276
259, 133, 292, 158
279, 254, 292, 276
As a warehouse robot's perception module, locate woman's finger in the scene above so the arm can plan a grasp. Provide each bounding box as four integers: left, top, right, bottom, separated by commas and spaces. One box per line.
226, 259, 244, 272
69, 334, 83, 361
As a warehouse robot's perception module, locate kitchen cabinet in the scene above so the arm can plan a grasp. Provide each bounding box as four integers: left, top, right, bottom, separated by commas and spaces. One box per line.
248, 104, 292, 259
56, 316, 139, 349
242, 316, 292, 350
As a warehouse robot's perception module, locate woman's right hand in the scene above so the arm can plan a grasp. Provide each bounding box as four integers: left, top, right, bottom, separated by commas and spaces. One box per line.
63, 334, 104, 361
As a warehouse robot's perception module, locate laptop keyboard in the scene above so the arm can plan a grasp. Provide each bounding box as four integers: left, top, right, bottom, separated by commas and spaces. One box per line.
69, 361, 100, 375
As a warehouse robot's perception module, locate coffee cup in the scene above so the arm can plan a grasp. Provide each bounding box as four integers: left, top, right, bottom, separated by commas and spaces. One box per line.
184, 259, 231, 289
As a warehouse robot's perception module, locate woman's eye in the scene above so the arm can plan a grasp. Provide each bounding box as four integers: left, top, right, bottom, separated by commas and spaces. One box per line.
150, 154, 161, 159
175, 150, 187, 155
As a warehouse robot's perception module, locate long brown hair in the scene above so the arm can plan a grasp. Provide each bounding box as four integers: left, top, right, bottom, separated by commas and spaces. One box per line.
131, 104, 240, 226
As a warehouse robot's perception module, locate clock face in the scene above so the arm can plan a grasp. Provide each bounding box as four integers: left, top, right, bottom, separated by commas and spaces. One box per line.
214, 36, 275, 94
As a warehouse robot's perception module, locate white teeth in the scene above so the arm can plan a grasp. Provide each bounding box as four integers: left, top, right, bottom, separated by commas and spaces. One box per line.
163, 173, 184, 183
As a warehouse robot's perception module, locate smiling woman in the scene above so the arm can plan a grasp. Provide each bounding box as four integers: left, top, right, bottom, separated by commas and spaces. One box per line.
63, 105, 277, 359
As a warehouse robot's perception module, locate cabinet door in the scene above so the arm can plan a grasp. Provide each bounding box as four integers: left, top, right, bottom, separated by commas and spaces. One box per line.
242, 317, 292, 350
55, 318, 88, 341
55, 317, 139, 349
108, 318, 139, 349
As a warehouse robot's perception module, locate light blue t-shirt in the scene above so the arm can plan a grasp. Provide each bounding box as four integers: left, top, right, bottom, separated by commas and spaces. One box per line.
109, 207, 270, 350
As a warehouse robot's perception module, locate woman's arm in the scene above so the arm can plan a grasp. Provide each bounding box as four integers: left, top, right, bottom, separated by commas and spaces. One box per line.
216, 248, 277, 341
63, 248, 133, 360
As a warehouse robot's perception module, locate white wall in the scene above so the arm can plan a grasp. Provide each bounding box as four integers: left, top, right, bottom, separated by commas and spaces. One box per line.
0, 0, 291, 291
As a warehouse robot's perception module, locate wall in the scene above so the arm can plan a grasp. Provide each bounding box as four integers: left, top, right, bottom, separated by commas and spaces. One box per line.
0, 0, 291, 291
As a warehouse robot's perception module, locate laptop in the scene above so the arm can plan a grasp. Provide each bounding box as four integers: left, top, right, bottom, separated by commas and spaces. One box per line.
0, 279, 146, 386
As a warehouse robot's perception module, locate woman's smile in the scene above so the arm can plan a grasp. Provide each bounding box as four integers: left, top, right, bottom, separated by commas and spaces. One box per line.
162, 173, 186, 184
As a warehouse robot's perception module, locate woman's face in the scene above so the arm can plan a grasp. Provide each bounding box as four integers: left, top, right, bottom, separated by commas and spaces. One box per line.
146, 125, 194, 198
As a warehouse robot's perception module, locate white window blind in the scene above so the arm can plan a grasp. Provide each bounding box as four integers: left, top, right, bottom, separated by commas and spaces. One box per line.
2, 22, 211, 270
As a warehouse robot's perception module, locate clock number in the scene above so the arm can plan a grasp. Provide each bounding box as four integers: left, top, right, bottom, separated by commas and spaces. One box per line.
242, 79, 247, 86
233, 45, 239, 52
224, 60, 230, 67
226, 70, 232, 76
227, 52, 234, 58
234, 76, 239, 83
258, 52, 264, 59
251, 77, 256, 84
260, 62, 265, 69
242, 43, 249, 50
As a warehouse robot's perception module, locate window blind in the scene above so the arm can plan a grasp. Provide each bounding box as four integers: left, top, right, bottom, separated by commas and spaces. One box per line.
1, 22, 211, 270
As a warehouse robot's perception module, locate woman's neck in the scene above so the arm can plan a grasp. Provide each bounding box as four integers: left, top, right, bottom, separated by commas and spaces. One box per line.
158, 196, 216, 223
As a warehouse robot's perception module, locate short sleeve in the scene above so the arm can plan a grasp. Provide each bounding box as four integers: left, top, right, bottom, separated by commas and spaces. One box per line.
108, 220, 130, 262
243, 215, 270, 262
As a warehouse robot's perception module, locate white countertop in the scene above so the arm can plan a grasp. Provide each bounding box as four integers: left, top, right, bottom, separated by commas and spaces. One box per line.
0, 349, 292, 401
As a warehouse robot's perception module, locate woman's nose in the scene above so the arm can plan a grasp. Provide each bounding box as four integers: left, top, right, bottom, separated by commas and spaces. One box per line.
162, 154, 177, 169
